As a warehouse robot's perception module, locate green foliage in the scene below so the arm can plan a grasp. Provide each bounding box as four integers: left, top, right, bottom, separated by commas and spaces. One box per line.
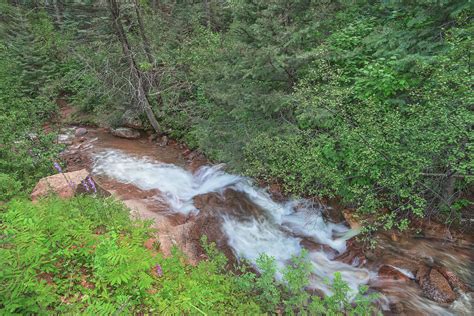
255, 254, 282, 311
308, 273, 378, 316
0, 173, 22, 201
123, 0, 472, 229
0, 11, 62, 191
0, 196, 379, 314
232, 250, 379, 315
282, 251, 312, 313
60, 60, 108, 113
0, 197, 135, 314
7, 1, 468, 229
3, 0, 471, 233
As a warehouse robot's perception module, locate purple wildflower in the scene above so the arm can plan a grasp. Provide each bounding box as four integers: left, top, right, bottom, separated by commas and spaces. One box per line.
53, 162, 62, 173
87, 176, 97, 193
81, 180, 90, 192
155, 264, 163, 277
68, 180, 76, 189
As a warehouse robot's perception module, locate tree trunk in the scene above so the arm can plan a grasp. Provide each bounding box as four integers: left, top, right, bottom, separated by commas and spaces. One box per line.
106, 0, 161, 134
132, 0, 165, 111
133, 0, 154, 64
53, 0, 63, 28
203, 0, 211, 29
441, 171, 456, 209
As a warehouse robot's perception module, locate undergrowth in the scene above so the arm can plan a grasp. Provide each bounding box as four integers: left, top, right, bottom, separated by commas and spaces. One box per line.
0, 196, 378, 315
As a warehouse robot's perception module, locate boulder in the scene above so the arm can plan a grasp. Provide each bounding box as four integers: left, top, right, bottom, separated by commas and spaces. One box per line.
111, 127, 141, 139
122, 110, 144, 130
416, 265, 456, 303
159, 135, 169, 147
383, 258, 419, 278
152, 188, 271, 265
342, 209, 362, 230
31, 169, 89, 201
75, 127, 88, 137
57, 134, 73, 145
193, 189, 268, 220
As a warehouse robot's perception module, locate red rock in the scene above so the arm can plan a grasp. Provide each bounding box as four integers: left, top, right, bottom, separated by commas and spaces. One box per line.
416, 264, 431, 284
335, 239, 366, 266
416, 265, 456, 303
342, 209, 361, 230
427, 269, 456, 303
378, 265, 410, 282
183, 149, 192, 156
31, 169, 89, 201
438, 266, 471, 293
144, 238, 159, 250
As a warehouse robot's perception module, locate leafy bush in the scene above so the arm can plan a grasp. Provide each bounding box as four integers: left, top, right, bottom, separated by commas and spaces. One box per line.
0, 173, 22, 201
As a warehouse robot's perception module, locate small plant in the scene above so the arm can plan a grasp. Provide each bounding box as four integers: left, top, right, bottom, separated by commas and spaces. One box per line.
308, 273, 379, 316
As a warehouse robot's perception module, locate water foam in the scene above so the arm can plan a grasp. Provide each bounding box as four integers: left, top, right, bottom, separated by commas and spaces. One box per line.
93, 150, 240, 214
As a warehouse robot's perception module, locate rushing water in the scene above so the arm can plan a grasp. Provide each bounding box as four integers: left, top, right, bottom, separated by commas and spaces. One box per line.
93, 150, 370, 295
88, 145, 472, 315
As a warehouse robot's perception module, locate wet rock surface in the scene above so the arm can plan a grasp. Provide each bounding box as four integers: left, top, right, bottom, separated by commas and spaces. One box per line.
194, 189, 269, 221
378, 265, 410, 282
417, 266, 456, 303
438, 266, 471, 293
335, 238, 366, 266
112, 127, 141, 139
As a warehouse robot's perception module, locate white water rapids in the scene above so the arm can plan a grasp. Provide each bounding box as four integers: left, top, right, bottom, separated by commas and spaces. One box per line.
92, 149, 371, 296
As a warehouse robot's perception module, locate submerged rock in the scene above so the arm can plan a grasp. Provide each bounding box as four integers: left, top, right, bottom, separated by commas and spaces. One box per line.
111, 127, 141, 139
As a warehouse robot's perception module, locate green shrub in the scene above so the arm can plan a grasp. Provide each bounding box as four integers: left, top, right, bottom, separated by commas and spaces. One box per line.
0, 173, 22, 201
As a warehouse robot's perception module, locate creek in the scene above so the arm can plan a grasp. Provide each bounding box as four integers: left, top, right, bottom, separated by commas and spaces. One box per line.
61, 127, 473, 315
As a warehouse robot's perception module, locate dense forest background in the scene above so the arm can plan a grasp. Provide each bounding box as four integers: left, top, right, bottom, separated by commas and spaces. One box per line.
1, 0, 472, 231
0, 0, 472, 314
